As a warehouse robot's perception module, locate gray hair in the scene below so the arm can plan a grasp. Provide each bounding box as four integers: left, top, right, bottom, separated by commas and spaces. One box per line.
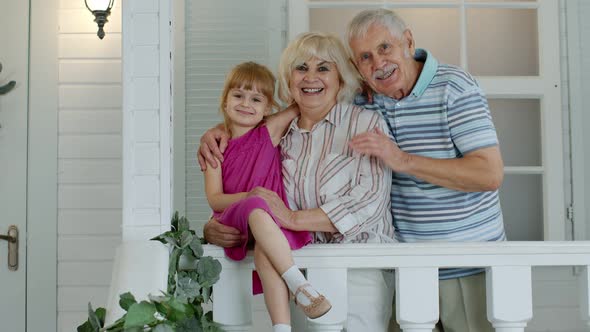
278, 32, 360, 104
346, 9, 408, 43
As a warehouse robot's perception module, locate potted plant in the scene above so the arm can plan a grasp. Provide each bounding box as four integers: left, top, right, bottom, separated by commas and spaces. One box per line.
77, 212, 223, 332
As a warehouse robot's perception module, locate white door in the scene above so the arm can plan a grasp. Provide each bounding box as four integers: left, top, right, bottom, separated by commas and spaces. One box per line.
0, 0, 29, 331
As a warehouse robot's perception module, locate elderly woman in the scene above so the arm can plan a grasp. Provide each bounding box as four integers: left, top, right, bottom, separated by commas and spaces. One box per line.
200, 32, 395, 331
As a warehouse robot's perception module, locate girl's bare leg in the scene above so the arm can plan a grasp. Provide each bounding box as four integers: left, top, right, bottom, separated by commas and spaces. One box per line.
254, 243, 291, 325
249, 208, 330, 320
248, 209, 294, 273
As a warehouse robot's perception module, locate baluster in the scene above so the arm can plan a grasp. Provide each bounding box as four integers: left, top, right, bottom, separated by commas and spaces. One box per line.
486, 266, 532, 332
212, 261, 252, 331
580, 266, 590, 328
306, 268, 347, 331
396, 267, 439, 332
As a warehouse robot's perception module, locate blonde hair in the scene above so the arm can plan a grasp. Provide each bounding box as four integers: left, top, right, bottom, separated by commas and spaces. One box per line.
219, 62, 278, 135
278, 32, 360, 104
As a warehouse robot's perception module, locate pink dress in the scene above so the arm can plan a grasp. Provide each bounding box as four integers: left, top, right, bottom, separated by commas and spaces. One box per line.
213, 124, 312, 294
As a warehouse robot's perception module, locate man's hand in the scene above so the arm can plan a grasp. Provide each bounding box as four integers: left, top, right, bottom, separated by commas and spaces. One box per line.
203, 217, 244, 248
249, 187, 298, 231
349, 127, 409, 172
198, 126, 230, 171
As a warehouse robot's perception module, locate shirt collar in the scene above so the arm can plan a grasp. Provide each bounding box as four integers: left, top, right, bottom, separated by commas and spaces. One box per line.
409, 48, 438, 99
285, 104, 344, 135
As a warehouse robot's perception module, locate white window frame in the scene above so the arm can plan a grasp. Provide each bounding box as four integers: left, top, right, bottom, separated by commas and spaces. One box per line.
288, 0, 565, 240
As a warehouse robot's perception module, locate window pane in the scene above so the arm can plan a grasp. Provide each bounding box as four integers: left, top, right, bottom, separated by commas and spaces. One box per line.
310, 8, 461, 66
489, 99, 541, 167
499, 174, 543, 240
467, 8, 538, 76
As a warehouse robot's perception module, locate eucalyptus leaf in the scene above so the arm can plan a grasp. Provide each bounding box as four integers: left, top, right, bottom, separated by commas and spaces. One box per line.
175, 275, 202, 302
151, 231, 179, 247
178, 215, 190, 232
165, 296, 194, 322
189, 237, 204, 258
76, 320, 95, 332
124, 301, 157, 329
88, 303, 102, 330
168, 249, 182, 294
201, 286, 211, 303
196, 256, 222, 285
176, 317, 202, 332
171, 211, 180, 231
119, 292, 137, 311
179, 231, 194, 249
152, 324, 175, 332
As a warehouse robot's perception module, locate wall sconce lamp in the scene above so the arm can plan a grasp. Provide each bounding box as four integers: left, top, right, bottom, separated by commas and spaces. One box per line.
85, 0, 115, 39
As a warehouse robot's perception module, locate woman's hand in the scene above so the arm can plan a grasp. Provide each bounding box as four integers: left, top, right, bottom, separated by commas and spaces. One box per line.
203, 217, 244, 247
249, 187, 298, 231
198, 126, 230, 171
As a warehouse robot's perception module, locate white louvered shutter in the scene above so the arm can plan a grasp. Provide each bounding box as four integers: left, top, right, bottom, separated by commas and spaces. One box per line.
184, 0, 285, 230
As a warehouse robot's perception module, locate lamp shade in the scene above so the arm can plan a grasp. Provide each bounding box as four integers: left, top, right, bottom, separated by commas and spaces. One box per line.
85, 0, 114, 12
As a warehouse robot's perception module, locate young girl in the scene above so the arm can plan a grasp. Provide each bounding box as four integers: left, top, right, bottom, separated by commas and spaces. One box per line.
204, 62, 332, 331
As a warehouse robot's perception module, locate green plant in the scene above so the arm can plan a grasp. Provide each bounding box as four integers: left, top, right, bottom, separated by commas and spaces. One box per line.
77, 212, 223, 332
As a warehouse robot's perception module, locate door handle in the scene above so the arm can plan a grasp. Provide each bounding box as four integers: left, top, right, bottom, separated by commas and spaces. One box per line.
0, 62, 17, 95
0, 225, 18, 271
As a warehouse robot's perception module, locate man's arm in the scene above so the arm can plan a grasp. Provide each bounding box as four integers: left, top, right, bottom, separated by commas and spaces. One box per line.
349, 128, 503, 192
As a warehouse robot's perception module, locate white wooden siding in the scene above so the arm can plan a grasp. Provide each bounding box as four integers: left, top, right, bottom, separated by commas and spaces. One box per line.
57, 0, 122, 330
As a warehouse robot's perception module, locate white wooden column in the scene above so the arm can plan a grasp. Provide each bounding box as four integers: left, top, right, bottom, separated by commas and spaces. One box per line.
212, 261, 253, 331
306, 268, 347, 331
486, 266, 533, 332
396, 267, 439, 332
580, 266, 590, 328
122, 0, 172, 241
106, 0, 172, 324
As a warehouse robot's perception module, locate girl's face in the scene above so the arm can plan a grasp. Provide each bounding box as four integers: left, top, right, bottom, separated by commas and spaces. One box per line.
224, 86, 270, 137
289, 56, 340, 114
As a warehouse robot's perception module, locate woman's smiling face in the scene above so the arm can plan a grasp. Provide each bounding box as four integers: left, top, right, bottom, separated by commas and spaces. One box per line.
289, 56, 340, 114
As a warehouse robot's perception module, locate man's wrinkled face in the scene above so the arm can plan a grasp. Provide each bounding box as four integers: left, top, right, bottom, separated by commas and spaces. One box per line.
349, 24, 416, 100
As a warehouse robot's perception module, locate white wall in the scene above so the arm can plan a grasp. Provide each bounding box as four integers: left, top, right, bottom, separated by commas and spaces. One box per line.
56, 0, 122, 330
578, 3, 590, 242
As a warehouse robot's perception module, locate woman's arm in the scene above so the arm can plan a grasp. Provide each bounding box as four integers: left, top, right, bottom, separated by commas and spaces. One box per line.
198, 123, 229, 171
204, 158, 248, 212
265, 104, 299, 146
248, 187, 338, 233
319, 117, 393, 239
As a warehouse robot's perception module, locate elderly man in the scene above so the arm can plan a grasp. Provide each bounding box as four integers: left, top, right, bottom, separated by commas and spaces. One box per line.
346, 9, 505, 332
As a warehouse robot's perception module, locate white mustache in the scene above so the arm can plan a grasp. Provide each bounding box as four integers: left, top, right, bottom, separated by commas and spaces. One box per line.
373, 64, 398, 80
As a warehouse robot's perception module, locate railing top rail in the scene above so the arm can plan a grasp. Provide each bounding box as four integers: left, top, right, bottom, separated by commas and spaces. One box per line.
203, 242, 590, 269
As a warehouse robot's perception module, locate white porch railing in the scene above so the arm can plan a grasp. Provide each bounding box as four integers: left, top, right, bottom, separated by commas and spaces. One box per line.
204, 242, 590, 332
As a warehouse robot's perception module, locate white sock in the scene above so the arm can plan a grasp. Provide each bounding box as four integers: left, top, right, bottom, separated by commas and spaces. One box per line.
273, 323, 291, 332
281, 265, 319, 306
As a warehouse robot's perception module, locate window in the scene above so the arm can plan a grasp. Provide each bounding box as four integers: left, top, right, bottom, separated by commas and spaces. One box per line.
289, 0, 565, 240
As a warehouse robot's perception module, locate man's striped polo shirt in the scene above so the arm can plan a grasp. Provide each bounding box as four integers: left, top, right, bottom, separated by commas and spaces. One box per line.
355, 49, 506, 279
